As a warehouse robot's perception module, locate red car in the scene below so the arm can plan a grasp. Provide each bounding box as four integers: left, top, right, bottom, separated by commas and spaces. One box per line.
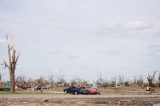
87, 88, 100, 95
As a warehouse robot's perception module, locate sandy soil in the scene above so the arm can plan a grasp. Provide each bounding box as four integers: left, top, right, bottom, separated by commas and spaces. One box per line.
0, 94, 160, 106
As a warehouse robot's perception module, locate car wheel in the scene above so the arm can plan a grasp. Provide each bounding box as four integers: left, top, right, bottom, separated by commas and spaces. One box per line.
74, 91, 78, 95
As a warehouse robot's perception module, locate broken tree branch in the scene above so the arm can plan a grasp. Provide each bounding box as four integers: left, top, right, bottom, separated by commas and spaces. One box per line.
9, 46, 13, 51
3, 60, 9, 69
15, 53, 20, 64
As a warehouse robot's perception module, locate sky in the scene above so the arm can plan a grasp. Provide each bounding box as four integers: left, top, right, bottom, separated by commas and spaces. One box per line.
0, 0, 160, 82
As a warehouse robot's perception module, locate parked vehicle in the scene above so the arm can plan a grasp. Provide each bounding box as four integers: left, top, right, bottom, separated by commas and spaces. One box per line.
87, 88, 100, 95
64, 86, 88, 95
64, 86, 100, 95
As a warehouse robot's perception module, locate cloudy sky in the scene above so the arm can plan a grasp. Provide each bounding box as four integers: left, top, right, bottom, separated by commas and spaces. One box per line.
0, 0, 160, 81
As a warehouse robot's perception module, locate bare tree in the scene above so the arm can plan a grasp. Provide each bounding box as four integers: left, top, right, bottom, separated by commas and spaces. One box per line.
56, 71, 65, 85
136, 75, 144, 87
132, 76, 137, 87
132, 75, 144, 87
70, 78, 78, 87
96, 72, 104, 87
48, 74, 54, 87
3, 35, 20, 93
117, 75, 124, 86
100, 80, 110, 88
16, 74, 27, 83
147, 71, 157, 87
110, 77, 116, 87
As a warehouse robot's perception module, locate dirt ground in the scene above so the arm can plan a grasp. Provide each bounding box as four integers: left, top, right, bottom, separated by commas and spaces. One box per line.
0, 94, 160, 106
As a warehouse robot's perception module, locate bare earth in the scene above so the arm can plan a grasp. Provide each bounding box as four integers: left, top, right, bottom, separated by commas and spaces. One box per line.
0, 94, 160, 106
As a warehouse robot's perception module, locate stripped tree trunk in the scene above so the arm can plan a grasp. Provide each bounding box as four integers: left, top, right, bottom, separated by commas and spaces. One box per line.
3, 35, 20, 93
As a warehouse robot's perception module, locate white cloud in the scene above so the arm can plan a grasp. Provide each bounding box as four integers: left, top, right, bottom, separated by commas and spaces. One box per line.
124, 21, 151, 30
107, 21, 152, 32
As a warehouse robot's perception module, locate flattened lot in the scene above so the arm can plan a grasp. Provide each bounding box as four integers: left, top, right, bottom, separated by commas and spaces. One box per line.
0, 94, 160, 106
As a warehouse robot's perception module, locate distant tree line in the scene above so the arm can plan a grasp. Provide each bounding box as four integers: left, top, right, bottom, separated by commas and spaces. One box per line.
1, 71, 159, 91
